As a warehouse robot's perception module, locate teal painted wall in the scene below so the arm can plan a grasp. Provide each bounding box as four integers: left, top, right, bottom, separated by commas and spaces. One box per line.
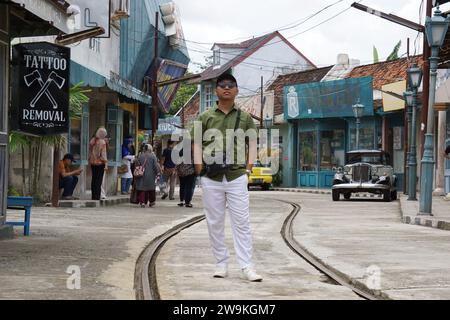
120, 0, 190, 89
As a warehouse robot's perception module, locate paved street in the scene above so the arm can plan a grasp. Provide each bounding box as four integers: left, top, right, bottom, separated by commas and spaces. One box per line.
156, 192, 361, 300
0, 200, 203, 300
1, 190, 450, 300
157, 191, 450, 300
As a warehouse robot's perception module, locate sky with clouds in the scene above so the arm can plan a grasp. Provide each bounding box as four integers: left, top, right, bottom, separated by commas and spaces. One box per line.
175, 0, 450, 72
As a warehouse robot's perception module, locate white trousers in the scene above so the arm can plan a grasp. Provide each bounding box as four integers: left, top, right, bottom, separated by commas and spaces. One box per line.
201, 174, 254, 269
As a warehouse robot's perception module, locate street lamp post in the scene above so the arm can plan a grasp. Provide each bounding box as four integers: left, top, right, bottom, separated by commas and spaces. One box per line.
352, 102, 365, 150
406, 64, 423, 201
419, 7, 450, 214
404, 90, 413, 196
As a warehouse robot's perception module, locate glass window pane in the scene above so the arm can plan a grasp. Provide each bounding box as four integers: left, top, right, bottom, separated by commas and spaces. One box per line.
320, 130, 345, 171
349, 128, 375, 150
299, 131, 317, 171
106, 123, 116, 161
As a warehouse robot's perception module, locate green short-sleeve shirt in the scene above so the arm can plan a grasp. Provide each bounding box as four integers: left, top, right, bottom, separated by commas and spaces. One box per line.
192, 105, 257, 182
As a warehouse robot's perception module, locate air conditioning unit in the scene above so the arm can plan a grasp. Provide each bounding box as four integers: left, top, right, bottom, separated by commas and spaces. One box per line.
112, 0, 130, 20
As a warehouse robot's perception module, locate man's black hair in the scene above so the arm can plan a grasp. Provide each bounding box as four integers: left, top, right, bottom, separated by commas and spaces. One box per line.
216, 73, 238, 87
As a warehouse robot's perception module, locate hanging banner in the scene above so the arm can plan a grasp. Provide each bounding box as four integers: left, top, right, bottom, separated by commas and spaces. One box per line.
11, 42, 70, 136
150, 59, 187, 113
284, 77, 374, 120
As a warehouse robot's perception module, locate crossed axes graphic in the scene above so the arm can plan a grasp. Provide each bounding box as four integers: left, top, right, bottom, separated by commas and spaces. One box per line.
24, 70, 65, 109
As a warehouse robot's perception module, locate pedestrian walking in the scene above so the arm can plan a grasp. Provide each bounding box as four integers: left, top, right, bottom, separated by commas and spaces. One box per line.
176, 142, 195, 208
120, 137, 135, 195
89, 127, 108, 201
192, 73, 262, 282
160, 140, 177, 200
135, 144, 161, 208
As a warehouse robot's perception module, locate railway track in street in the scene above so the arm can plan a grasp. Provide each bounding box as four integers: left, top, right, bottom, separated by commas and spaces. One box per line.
134, 195, 385, 300
279, 200, 384, 300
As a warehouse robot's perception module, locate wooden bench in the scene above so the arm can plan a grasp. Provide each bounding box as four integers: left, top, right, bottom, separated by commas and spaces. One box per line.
6, 196, 33, 236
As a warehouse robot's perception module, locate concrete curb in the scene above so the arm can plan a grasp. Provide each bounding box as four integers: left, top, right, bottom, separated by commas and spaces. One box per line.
272, 188, 383, 198
399, 197, 450, 231
0, 225, 14, 240
58, 196, 130, 208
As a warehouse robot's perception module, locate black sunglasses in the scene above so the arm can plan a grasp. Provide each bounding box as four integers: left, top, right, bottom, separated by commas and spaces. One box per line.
217, 82, 237, 89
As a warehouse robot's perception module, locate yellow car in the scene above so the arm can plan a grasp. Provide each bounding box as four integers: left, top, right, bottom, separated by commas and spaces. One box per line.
248, 162, 273, 190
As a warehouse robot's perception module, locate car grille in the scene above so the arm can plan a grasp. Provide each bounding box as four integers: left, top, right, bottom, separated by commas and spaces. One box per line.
352, 164, 370, 182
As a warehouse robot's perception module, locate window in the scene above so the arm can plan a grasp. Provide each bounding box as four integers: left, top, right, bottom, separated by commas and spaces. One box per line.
213, 49, 220, 66
106, 105, 123, 163
349, 128, 375, 151
299, 131, 317, 171
204, 84, 213, 109
320, 130, 345, 171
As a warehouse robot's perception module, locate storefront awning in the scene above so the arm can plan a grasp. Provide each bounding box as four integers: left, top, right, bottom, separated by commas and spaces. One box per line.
70, 61, 152, 105
70, 61, 106, 88
106, 79, 152, 105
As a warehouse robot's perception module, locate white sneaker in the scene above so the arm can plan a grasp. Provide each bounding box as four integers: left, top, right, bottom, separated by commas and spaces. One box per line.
213, 265, 228, 278
242, 267, 263, 282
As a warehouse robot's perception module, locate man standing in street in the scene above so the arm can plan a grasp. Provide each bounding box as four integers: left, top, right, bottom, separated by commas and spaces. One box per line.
59, 154, 82, 200
160, 140, 177, 200
193, 73, 262, 282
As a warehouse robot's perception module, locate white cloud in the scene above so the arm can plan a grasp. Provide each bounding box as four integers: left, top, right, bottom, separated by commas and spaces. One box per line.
175, 0, 445, 72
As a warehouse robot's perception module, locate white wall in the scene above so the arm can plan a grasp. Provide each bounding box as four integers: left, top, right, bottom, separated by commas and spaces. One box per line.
233, 36, 313, 96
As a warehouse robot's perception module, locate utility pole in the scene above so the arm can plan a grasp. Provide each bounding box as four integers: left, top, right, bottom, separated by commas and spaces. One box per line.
151, 11, 159, 145
260, 75, 264, 129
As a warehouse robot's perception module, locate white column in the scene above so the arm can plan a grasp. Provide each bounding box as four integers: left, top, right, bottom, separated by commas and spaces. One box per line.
434, 111, 447, 195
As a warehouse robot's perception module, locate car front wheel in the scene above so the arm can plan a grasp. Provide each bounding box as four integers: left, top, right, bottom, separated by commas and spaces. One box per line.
391, 190, 397, 200
383, 190, 392, 202
332, 189, 340, 201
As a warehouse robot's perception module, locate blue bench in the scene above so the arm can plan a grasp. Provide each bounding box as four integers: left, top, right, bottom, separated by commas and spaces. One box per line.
6, 196, 33, 236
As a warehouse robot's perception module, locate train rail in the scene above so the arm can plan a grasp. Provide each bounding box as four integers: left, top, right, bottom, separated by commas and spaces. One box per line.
134, 196, 386, 300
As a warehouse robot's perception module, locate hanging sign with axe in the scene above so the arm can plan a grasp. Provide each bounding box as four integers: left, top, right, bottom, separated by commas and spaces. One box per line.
11, 42, 70, 136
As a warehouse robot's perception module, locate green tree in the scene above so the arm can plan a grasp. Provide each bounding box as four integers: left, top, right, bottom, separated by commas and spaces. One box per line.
169, 80, 197, 115
373, 46, 379, 63
386, 40, 402, 61
373, 40, 402, 63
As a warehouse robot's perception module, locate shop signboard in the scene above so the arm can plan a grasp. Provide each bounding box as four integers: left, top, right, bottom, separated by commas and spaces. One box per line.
157, 117, 181, 135
284, 77, 374, 120
11, 42, 70, 136
11, 0, 110, 37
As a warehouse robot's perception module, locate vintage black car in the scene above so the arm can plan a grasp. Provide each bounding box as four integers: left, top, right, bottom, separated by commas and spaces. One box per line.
331, 150, 397, 202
